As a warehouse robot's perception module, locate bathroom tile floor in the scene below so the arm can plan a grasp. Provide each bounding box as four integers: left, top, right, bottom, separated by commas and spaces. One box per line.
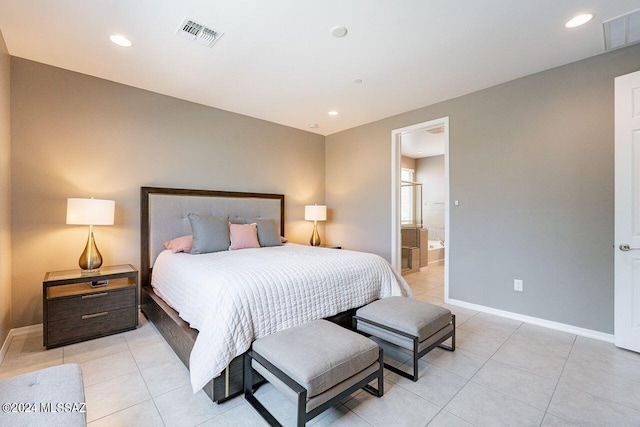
404, 264, 445, 305
2, 274, 640, 426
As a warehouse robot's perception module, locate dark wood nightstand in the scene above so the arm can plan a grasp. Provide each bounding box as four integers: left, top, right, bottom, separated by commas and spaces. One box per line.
43, 264, 138, 349
321, 245, 342, 249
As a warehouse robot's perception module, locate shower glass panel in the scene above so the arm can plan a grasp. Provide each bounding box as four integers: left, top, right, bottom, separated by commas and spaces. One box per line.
401, 180, 423, 274
401, 181, 422, 227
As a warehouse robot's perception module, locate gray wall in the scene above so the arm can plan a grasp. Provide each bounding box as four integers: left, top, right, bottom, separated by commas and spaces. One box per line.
326, 44, 640, 334
416, 155, 445, 240
0, 30, 11, 343
10, 58, 325, 327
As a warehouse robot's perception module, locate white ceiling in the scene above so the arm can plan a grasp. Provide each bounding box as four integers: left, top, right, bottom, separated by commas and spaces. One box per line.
401, 126, 446, 159
0, 1, 638, 136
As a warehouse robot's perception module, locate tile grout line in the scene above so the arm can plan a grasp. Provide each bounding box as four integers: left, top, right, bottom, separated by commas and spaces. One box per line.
198, 400, 252, 427
405, 272, 484, 426
572, 342, 640, 383
239, 399, 279, 427
74, 322, 167, 425
85, 397, 156, 426
340, 402, 375, 427
82, 333, 155, 424
539, 334, 577, 426
549, 338, 640, 416
0, 333, 64, 377
426, 320, 526, 426
124, 332, 171, 427
62, 334, 154, 425
5, 318, 217, 427
466, 323, 579, 421
554, 380, 640, 415
389, 316, 522, 426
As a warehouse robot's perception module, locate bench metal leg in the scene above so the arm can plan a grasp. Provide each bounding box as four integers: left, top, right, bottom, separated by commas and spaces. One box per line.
245, 349, 382, 427
355, 313, 456, 382
382, 337, 419, 381
244, 352, 283, 427
362, 348, 384, 397
438, 314, 456, 352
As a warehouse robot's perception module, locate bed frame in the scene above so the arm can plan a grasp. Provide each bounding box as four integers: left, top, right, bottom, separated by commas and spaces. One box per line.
139, 186, 355, 403
140, 186, 285, 402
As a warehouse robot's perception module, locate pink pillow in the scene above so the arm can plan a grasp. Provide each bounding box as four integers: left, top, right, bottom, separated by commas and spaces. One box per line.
280, 236, 288, 243
229, 223, 260, 250
164, 235, 193, 253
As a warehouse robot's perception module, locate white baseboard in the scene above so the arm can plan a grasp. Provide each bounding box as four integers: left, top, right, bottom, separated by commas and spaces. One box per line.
446, 298, 614, 343
0, 324, 43, 365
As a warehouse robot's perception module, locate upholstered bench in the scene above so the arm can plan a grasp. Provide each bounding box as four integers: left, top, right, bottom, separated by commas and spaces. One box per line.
354, 296, 455, 381
0, 363, 86, 427
244, 319, 383, 426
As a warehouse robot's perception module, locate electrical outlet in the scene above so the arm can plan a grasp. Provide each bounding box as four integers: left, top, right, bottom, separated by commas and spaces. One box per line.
514, 279, 524, 292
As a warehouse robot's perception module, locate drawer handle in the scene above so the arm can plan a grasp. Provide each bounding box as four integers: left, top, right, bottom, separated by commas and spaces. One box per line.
82, 312, 109, 320
82, 293, 108, 299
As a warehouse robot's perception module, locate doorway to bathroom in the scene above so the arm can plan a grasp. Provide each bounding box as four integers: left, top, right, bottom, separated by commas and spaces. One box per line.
391, 117, 449, 304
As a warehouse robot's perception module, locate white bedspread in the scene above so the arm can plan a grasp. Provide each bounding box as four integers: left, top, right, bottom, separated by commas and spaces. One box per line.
151, 243, 411, 392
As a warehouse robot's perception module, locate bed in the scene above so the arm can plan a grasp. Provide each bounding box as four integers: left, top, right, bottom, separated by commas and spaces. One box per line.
140, 186, 410, 402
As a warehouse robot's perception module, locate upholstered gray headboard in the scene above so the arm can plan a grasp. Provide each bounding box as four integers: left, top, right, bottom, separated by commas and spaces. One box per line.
141, 187, 285, 287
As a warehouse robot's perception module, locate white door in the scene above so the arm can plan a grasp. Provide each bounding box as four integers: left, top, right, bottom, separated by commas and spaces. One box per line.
615, 70, 640, 352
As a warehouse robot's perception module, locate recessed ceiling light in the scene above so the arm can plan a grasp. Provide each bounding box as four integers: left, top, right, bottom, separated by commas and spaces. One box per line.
565, 13, 594, 28
417, 151, 423, 154
110, 34, 133, 47
330, 26, 348, 38
309, 123, 318, 128
328, 111, 339, 116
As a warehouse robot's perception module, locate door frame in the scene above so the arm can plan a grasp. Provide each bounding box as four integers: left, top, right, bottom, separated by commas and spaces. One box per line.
391, 117, 450, 300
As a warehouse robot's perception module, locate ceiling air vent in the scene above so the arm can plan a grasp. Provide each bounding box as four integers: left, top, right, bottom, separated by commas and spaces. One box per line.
177, 17, 223, 48
426, 125, 445, 135
603, 9, 640, 51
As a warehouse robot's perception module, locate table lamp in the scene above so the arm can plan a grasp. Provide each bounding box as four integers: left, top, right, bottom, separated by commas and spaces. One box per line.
305, 204, 326, 246
66, 198, 115, 271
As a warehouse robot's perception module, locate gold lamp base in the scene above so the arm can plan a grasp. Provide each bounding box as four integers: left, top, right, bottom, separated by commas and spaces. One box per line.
310, 221, 321, 246
79, 225, 103, 272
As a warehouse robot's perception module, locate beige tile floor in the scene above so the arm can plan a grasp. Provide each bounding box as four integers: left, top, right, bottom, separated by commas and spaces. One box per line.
1, 269, 640, 426
404, 264, 445, 305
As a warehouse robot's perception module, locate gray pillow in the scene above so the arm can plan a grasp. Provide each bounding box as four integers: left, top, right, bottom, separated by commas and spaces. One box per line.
251, 218, 283, 247
188, 213, 230, 254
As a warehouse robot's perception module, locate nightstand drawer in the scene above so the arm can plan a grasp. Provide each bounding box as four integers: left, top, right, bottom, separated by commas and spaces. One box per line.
47, 306, 137, 347
47, 287, 136, 322
43, 265, 139, 349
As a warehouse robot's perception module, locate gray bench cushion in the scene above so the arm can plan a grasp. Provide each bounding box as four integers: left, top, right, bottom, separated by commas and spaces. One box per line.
356, 297, 452, 342
0, 363, 86, 427
252, 319, 378, 398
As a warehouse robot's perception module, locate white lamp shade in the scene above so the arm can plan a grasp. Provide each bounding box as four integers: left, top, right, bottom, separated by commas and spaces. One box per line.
305, 205, 327, 221
66, 198, 115, 225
